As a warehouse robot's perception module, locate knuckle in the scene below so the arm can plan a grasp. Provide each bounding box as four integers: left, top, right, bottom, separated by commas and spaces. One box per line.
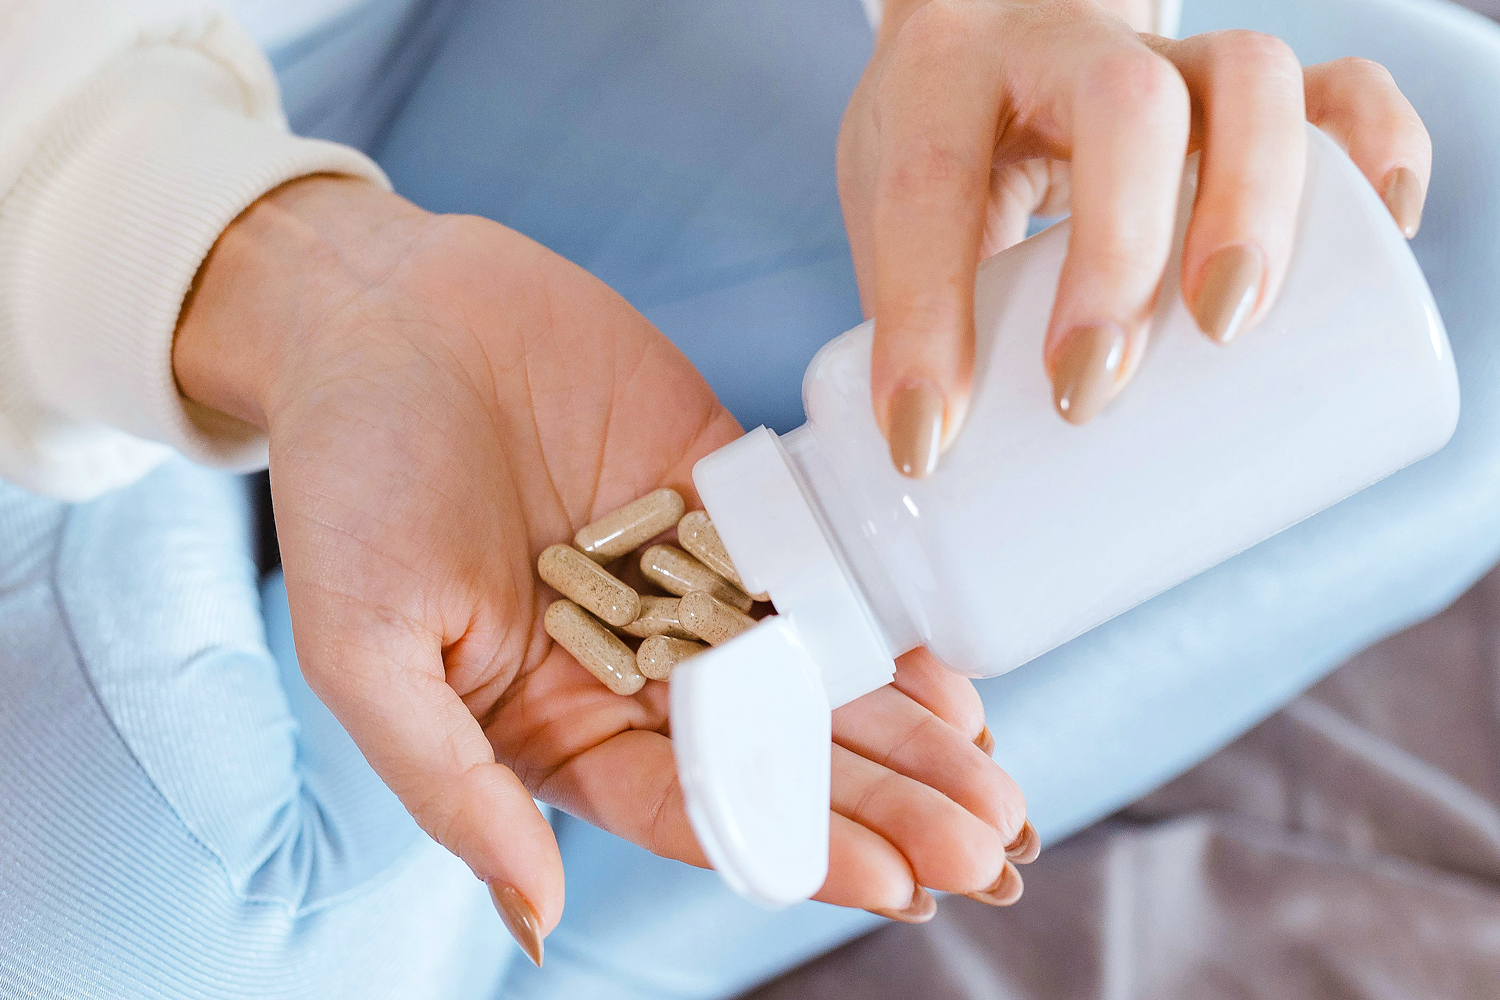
1081, 230, 1163, 285
1206, 30, 1300, 79
1328, 55, 1395, 88
879, 137, 986, 213
1086, 48, 1189, 120
896, 0, 986, 57
885, 136, 970, 190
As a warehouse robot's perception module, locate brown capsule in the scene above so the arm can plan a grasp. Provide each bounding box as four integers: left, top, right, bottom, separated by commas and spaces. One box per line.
678, 590, 758, 646
676, 510, 770, 602
636, 635, 706, 681
617, 595, 695, 640
574, 488, 685, 563
639, 545, 753, 613
544, 600, 646, 695
537, 544, 640, 627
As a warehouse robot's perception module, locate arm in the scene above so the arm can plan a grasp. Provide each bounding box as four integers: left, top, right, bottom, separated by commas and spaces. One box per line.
0, 0, 384, 500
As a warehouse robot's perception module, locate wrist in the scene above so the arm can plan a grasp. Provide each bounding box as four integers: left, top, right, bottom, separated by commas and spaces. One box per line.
173, 175, 431, 431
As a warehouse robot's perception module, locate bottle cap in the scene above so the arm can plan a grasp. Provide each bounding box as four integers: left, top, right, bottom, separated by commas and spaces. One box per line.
669, 616, 830, 906
669, 426, 896, 905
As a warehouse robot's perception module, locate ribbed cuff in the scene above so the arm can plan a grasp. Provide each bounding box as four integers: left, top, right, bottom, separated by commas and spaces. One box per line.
1, 48, 388, 486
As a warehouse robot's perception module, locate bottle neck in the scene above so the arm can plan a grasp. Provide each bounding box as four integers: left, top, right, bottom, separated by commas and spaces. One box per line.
780, 425, 922, 659
692, 426, 899, 708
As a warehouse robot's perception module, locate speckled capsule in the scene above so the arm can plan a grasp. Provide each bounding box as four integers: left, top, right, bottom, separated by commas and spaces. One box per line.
676, 510, 770, 602
639, 545, 753, 613
574, 488, 686, 563
537, 544, 640, 627
544, 600, 646, 695
678, 590, 758, 646
616, 595, 695, 640
636, 635, 706, 681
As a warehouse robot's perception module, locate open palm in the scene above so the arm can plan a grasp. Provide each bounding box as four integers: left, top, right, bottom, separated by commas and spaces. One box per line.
179, 177, 1028, 957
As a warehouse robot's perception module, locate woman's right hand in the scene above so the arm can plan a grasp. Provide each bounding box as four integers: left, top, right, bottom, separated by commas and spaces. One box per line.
838, 0, 1432, 474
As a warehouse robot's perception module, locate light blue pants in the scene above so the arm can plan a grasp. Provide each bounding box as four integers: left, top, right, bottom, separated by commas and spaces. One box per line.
6, 1, 1500, 998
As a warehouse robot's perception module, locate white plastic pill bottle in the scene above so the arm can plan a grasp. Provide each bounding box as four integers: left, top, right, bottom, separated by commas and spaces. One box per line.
669, 125, 1460, 907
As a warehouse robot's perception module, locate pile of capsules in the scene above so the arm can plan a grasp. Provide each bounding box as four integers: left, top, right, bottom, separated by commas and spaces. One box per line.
537, 488, 771, 695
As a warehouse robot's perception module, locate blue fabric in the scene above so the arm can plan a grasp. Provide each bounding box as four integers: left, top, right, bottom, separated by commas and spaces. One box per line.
0, 461, 514, 999
6, 1, 1500, 998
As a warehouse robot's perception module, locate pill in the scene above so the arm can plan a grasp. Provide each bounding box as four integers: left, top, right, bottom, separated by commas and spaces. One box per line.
574, 488, 686, 563
676, 510, 770, 602
640, 545, 753, 613
617, 595, 696, 640
544, 600, 647, 695
636, 635, 707, 681
678, 590, 758, 646
537, 544, 640, 627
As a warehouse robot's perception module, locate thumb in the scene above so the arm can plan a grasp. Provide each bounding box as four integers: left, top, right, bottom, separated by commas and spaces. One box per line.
294, 608, 563, 967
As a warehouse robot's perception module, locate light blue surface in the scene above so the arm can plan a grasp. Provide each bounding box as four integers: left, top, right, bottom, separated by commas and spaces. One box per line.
5, 0, 1500, 997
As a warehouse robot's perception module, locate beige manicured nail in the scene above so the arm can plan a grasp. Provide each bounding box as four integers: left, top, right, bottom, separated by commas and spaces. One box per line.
488, 881, 545, 967
543, 600, 646, 695
1005, 820, 1040, 865
1191, 244, 1263, 345
1383, 166, 1423, 239
636, 635, 707, 681
537, 544, 640, 627
968, 861, 1024, 907
975, 725, 995, 757
574, 488, 685, 562
1051, 323, 1126, 425
639, 544, 753, 612
678, 590, 758, 645
887, 380, 945, 479
616, 595, 696, 640
872, 885, 938, 924
677, 510, 769, 602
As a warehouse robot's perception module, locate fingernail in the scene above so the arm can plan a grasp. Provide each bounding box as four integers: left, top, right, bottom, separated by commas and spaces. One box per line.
1051, 323, 1126, 425
968, 861, 1024, 907
489, 881, 545, 967
1005, 820, 1040, 865
872, 884, 938, 923
1383, 166, 1423, 239
887, 380, 945, 478
1191, 244, 1263, 345
975, 725, 995, 756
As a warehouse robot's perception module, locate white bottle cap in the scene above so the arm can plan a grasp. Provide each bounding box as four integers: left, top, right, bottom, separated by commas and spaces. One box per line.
669, 426, 897, 905
669, 617, 830, 906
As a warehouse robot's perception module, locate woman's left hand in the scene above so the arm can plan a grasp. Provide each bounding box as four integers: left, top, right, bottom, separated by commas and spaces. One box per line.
838, 0, 1431, 474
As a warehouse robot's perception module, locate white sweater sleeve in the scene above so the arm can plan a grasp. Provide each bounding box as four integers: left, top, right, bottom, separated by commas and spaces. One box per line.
0, 1, 387, 501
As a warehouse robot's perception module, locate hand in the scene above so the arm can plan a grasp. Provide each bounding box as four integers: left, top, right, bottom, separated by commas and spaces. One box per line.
839, 0, 1432, 473
173, 177, 1030, 961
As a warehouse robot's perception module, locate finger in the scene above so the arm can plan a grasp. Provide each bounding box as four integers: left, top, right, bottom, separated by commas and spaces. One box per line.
833, 684, 1026, 842
1304, 56, 1432, 238
824, 813, 933, 919
830, 743, 1006, 893
889, 646, 986, 742
1045, 41, 1190, 424
293, 610, 564, 962
867, 2, 1010, 477
1154, 31, 1307, 345
537, 727, 929, 913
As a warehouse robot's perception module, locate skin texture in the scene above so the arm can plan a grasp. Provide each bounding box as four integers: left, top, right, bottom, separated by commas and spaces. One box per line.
173, 177, 1025, 944
838, 0, 1433, 464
